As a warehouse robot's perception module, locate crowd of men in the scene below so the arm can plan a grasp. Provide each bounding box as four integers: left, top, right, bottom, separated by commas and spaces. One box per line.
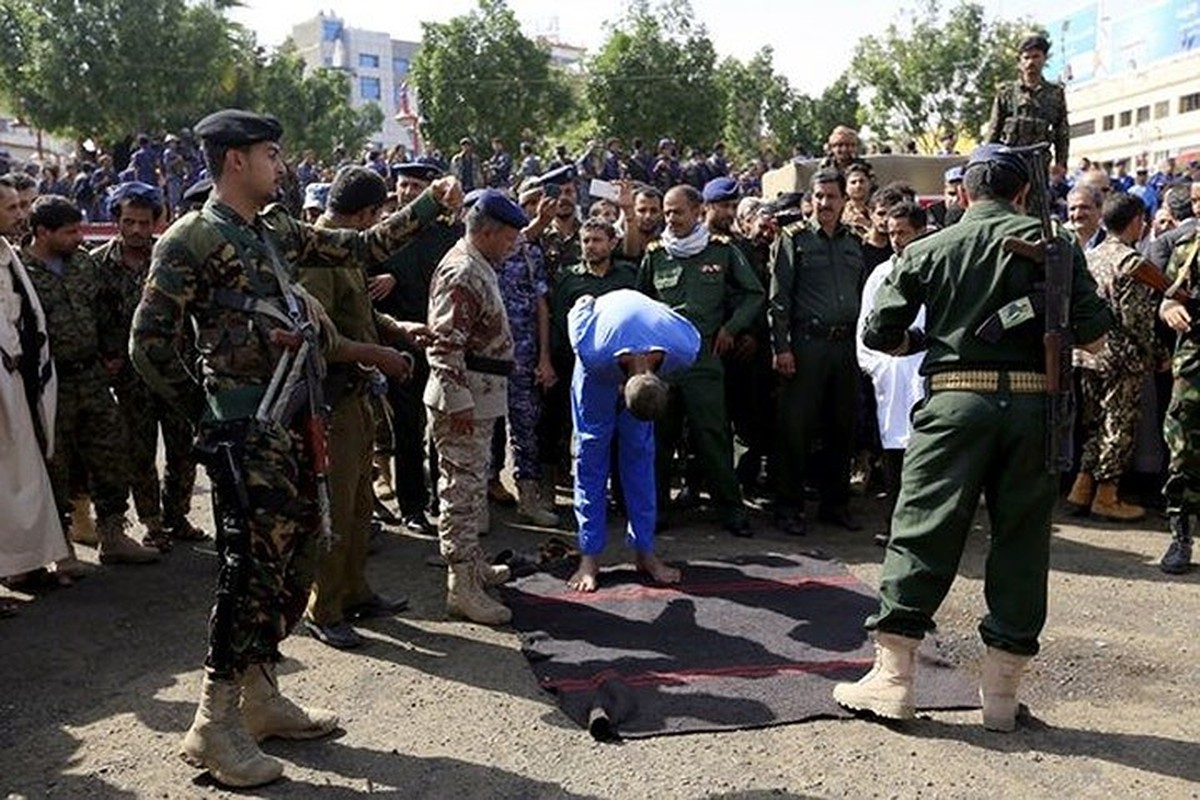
2, 30, 1199, 789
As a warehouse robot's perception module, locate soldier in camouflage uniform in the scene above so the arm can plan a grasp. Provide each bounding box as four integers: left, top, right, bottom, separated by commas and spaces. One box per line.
637, 185, 765, 537
494, 189, 559, 527
1067, 194, 1160, 522
129, 110, 461, 788
425, 190, 526, 626
1158, 235, 1200, 574
22, 196, 161, 566
93, 182, 203, 550
985, 35, 1069, 219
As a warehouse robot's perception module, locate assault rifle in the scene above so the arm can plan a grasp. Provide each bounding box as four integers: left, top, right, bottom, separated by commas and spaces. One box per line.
1000, 143, 1073, 473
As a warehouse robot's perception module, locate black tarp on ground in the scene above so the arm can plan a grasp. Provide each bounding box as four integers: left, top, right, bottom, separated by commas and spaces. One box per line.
503, 553, 980, 739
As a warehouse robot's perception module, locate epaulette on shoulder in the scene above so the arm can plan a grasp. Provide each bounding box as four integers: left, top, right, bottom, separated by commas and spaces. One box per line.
260, 202, 292, 226
710, 232, 731, 244
646, 239, 663, 252
782, 220, 807, 236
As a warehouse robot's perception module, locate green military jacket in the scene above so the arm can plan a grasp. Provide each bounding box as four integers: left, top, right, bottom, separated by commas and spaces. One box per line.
370, 216, 462, 323
864, 200, 1112, 372
539, 224, 582, 281
1165, 237, 1200, 379
130, 190, 440, 420
637, 233, 764, 344
985, 78, 1070, 167
768, 220, 864, 354
23, 245, 120, 368
549, 259, 638, 361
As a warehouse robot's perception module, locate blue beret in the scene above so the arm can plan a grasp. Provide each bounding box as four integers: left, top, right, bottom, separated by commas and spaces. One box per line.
539, 165, 576, 186
702, 176, 740, 203
462, 189, 485, 209
303, 182, 331, 211
182, 178, 212, 205
107, 181, 163, 216
474, 188, 528, 228
194, 109, 283, 146
393, 157, 443, 183
966, 144, 1029, 183
944, 166, 964, 183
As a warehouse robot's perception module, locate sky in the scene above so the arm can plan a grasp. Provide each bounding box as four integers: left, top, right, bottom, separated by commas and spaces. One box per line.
230, 0, 1094, 96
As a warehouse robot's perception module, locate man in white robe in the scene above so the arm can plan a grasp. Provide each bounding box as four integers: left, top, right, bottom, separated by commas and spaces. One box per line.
0, 176, 69, 598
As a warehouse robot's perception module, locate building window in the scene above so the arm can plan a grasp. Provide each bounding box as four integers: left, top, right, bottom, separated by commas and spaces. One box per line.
1119, 110, 1132, 127
1181, 92, 1200, 114
1136, 105, 1150, 123
1101, 114, 1114, 131
358, 53, 380, 69
1070, 119, 1095, 138
321, 19, 342, 42
360, 76, 381, 100
393, 56, 409, 75
1154, 101, 1169, 119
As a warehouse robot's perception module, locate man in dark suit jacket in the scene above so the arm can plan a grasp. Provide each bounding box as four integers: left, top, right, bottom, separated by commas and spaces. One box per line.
1148, 184, 1199, 269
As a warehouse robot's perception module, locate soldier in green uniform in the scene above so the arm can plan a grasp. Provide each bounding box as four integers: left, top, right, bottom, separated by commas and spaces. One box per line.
769, 169, 865, 535
22, 196, 161, 566
637, 185, 764, 536
93, 182, 204, 550
130, 109, 461, 788
985, 35, 1069, 219
369, 159, 461, 534
300, 166, 429, 649
832, 145, 1111, 732
1158, 236, 1200, 574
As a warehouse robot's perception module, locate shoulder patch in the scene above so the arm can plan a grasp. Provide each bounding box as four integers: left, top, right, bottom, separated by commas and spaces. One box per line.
783, 220, 807, 236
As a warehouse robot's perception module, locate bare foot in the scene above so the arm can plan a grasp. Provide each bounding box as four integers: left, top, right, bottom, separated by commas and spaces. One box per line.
636, 552, 681, 585
567, 555, 600, 592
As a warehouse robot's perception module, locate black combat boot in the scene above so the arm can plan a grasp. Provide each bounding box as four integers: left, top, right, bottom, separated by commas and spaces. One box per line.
1160, 514, 1194, 575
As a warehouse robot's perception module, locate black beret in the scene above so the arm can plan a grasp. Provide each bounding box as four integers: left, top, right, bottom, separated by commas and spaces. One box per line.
182, 178, 213, 205
1018, 35, 1050, 54
474, 188, 528, 229
194, 109, 283, 147
393, 158, 443, 183
539, 165, 576, 187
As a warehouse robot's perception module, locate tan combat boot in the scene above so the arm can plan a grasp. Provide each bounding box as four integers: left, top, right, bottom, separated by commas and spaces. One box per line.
70, 495, 98, 546
373, 453, 396, 501
832, 632, 919, 720
1065, 472, 1095, 513
1090, 481, 1145, 522
97, 516, 161, 565
180, 674, 284, 788
980, 647, 1031, 732
239, 662, 338, 742
447, 561, 512, 625
474, 557, 512, 587
517, 479, 560, 527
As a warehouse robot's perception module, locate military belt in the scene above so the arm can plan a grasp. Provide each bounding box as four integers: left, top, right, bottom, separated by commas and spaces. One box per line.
802, 322, 854, 342
465, 354, 515, 376
205, 384, 268, 423
927, 370, 1045, 394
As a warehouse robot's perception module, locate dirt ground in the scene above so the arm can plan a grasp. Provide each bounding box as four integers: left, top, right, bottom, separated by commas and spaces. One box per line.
2, 474, 1198, 800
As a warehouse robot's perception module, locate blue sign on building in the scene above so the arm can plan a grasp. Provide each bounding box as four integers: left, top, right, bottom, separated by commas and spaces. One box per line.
1045, 0, 1200, 84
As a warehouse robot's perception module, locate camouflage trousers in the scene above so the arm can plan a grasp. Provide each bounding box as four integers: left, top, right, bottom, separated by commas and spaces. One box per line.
1078, 368, 1144, 482
1163, 373, 1200, 515
430, 410, 496, 563
199, 418, 318, 678
505, 365, 543, 481
47, 367, 129, 524
113, 372, 197, 526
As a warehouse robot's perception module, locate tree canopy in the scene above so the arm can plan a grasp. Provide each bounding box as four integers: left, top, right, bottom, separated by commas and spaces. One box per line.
410, 0, 572, 154
849, 0, 1041, 148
